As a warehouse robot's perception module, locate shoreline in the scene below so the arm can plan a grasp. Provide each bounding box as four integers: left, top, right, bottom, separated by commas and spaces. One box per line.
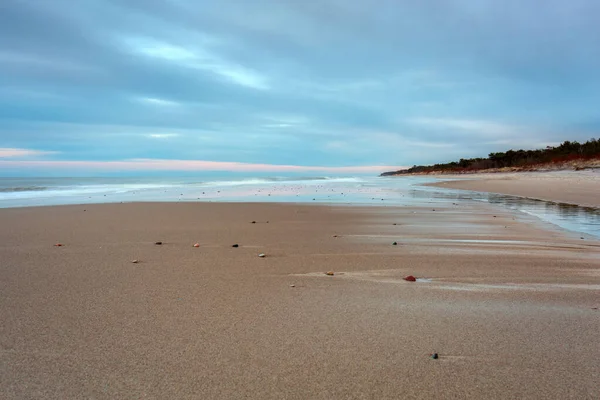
424, 170, 600, 209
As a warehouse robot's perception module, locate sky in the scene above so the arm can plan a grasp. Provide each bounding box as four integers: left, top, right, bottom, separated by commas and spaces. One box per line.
1, 0, 600, 176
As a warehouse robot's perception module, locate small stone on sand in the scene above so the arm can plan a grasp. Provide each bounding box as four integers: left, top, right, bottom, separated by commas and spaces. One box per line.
232, 244, 239, 248
290, 284, 295, 288
132, 259, 139, 264
258, 253, 266, 258
155, 241, 163, 245
325, 271, 334, 276
193, 243, 200, 247
251, 221, 256, 224
54, 243, 63, 247
404, 275, 416, 282
392, 242, 398, 246
431, 353, 439, 359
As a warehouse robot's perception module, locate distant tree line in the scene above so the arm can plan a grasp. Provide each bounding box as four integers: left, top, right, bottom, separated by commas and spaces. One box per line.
381, 138, 600, 175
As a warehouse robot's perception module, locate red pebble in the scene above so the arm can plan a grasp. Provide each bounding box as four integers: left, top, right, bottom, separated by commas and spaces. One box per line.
54, 243, 63, 247
404, 275, 416, 282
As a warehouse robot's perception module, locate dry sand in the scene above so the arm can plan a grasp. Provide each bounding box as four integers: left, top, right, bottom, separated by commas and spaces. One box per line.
428, 170, 600, 208
1, 202, 599, 399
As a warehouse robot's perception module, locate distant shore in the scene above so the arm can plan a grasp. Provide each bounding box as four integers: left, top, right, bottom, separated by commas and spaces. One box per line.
381, 158, 600, 177
425, 169, 600, 209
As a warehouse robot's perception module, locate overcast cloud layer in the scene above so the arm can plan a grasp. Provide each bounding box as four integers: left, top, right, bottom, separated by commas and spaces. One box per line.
1, 0, 599, 175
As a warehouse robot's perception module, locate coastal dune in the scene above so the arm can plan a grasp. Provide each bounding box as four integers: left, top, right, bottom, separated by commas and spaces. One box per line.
1, 202, 599, 399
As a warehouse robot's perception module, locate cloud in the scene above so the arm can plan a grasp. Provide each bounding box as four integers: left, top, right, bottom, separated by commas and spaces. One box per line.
146, 133, 180, 139
0, 148, 56, 158
0, 158, 404, 174
408, 118, 526, 137
1, 0, 599, 173
136, 97, 180, 107
0, 50, 98, 74
124, 37, 269, 90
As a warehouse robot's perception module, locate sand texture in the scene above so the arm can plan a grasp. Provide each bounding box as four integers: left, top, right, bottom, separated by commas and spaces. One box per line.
1, 202, 599, 399
428, 170, 600, 208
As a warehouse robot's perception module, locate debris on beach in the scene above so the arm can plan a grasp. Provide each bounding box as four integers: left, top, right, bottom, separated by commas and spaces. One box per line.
431, 353, 439, 360
325, 271, 335, 276
404, 275, 417, 282
258, 253, 266, 258
392, 241, 398, 246
155, 241, 163, 245
193, 243, 200, 247
232, 244, 239, 248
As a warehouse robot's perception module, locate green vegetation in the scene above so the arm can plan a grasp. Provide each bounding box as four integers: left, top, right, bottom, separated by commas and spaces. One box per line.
381, 139, 600, 176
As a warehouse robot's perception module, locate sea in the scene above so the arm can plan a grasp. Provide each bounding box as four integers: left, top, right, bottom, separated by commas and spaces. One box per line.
0, 175, 599, 238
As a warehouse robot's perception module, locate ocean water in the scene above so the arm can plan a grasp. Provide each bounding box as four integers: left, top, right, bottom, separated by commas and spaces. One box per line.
0, 175, 598, 238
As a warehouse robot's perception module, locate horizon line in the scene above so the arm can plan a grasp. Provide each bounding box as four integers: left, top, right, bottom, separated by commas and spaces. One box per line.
0, 159, 407, 174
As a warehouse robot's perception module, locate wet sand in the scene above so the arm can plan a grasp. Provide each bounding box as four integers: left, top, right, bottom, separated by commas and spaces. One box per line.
1, 202, 599, 399
428, 170, 600, 208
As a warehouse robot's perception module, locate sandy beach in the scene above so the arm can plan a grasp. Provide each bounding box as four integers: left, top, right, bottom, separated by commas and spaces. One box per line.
428, 170, 600, 208
1, 200, 599, 399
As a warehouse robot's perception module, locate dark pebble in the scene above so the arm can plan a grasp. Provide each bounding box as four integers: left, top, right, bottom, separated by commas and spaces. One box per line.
232, 244, 239, 248
155, 242, 163, 245
392, 242, 398, 245
431, 353, 439, 359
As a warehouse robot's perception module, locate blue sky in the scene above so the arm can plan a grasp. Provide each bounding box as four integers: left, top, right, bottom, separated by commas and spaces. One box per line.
1, 0, 599, 176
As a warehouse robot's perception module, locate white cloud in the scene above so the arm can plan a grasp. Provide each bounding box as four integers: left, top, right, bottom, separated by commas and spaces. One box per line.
0, 148, 56, 158
146, 133, 180, 139
136, 97, 180, 107
124, 37, 268, 90
137, 43, 197, 61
